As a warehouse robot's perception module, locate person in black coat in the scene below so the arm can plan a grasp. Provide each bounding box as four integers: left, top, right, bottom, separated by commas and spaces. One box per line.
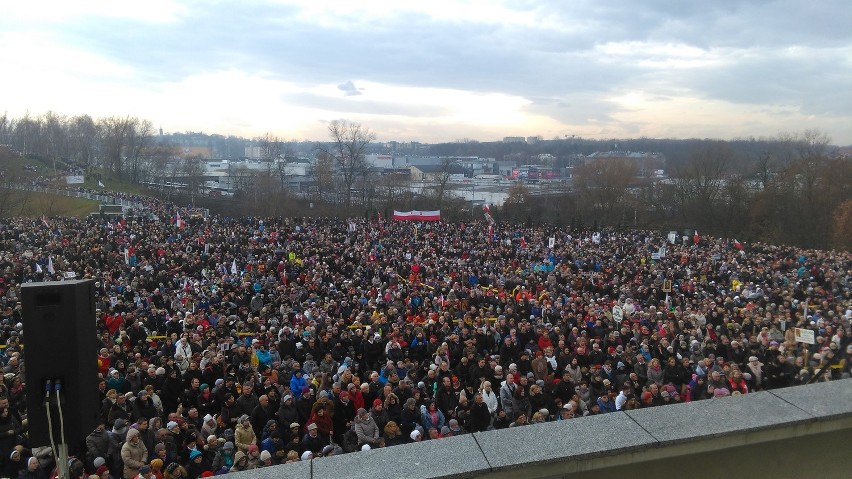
468, 394, 491, 432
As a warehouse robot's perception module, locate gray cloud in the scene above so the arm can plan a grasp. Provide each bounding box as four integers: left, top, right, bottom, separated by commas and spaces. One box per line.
11, 0, 852, 142
337, 80, 362, 96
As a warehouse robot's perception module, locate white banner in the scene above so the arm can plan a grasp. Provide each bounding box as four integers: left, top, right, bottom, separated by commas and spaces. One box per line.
794, 328, 815, 344
66, 175, 85, 184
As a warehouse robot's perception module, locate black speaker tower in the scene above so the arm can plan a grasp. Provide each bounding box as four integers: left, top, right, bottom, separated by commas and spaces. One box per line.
21, 280, 99, 448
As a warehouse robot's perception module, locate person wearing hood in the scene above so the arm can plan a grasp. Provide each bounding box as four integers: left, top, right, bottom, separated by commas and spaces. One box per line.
121, 428, 148, 479
228, 451, 249, 473
4, 446, 26, 479
18, 457, 46, 479
353, 408, 380, 448
107, 419, 129, 473
210, 441, 234, 472
233, 415, 256, 454
743, 355, 765, 391
85, 421, 110, 469
200, 414, 217, 439
289, 368, 308, 400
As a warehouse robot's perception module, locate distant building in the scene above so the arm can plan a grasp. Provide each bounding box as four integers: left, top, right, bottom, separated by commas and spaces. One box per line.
503, 136, 526, 143
527, 136, 543, 144
584, 151, 666, 177
408, 163, 468, 182
245, 146, 265, 159
365, 154, 394, 169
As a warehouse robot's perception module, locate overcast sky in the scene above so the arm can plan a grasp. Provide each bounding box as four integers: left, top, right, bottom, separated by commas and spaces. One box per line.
2, 0, 850, 144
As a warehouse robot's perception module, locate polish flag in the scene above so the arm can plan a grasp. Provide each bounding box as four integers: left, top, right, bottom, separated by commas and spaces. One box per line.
392, 210, 441, 221
733, 239, 744, 250
693, 231, 699, 245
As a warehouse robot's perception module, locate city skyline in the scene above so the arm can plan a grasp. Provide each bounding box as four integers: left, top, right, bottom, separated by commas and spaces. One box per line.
2, 1, 851, 145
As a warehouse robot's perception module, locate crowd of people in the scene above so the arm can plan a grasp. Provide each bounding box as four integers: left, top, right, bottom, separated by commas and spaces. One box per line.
0, 193, 848, 478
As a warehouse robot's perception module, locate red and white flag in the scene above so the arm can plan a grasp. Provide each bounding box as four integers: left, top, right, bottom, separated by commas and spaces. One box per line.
520, 236, 527, 249
392, 210, 441, 221
42, 216, 49, 228
175, 212, 185, 229
733, 239, 744, 250
693, 230, 699, 245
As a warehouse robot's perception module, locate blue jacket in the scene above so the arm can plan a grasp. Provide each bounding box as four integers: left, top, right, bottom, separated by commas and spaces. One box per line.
290, 373, 308, 400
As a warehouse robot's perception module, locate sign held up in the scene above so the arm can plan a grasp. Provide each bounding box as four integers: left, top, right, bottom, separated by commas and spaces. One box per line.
794, 328, 815, 344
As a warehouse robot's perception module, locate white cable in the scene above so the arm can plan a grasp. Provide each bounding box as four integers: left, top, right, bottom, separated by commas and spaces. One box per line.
44, 390, 59, 478
56, 387, 67, 450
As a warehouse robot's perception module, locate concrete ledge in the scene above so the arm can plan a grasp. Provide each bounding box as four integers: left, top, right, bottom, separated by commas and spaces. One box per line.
312, 434, 490, 479
220, 379, 852, 478
769, 379, 852, 420
473, 412, 655, 471
223, 458, 310, 479
624, 390, 813, 444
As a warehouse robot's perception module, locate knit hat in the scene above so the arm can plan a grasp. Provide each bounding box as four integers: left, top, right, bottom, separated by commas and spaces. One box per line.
93, 457, 106, 468
223, 441, 235, 451
166, 421, 179, 430
372, 398, 383, 408
189, 450, 202, 461
138, 465, 151, 474
259, 450, 271, 461
300, 451, 312, 461
361, 444, 371, 451
95, 466, 108, 476
410, 429, 421, 440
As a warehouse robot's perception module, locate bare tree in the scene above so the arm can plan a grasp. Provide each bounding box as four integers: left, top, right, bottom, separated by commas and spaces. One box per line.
41, 111, 68, 173
573, 157, 638, 225
669, 141, 735, 230
432, 157, 458, 209
258, 133, 283, 160
0, 146, 27, 216
127, 118, 154, 183
311, 149, 336, 202
141, 142, 178, 185
98, 116, 134, 178
0, 113, 12, 146
68, 115, 98, 173
182, 155, 205, 204
317, 120, 375, 209
12, 112, 41, 156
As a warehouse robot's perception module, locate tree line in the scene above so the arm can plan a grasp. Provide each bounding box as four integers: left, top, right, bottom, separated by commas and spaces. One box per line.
1, 112, 849, 250
501, 130, 851, 251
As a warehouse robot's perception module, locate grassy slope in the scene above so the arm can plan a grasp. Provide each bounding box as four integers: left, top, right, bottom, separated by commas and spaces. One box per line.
0, 156, 131, 218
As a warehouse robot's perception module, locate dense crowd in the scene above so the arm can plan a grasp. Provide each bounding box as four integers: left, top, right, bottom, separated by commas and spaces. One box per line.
0, 195, 849, 479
